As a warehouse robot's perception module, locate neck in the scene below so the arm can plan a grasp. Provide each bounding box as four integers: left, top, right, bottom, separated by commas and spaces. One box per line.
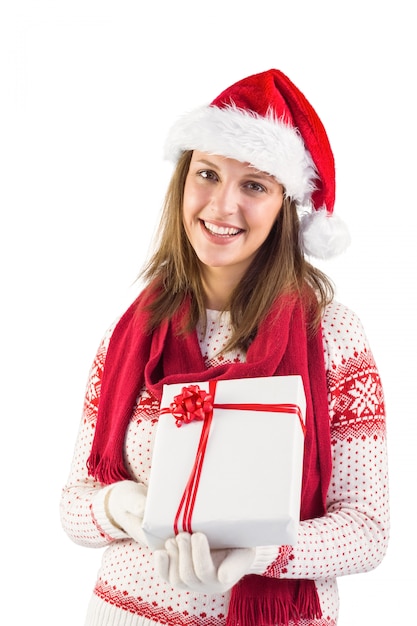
201, 267, 241, 310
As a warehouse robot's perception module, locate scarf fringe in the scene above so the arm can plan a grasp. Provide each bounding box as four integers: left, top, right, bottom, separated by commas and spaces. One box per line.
226, 576, 322, 626
296, 578, 322, 618
86, 454, 131, 484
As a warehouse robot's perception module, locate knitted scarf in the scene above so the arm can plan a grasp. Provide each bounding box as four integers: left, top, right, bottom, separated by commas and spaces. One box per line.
87, 287, 332, 626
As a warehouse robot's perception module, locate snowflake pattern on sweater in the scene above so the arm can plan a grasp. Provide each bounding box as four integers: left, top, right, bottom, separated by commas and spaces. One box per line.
60, 301, 389, 626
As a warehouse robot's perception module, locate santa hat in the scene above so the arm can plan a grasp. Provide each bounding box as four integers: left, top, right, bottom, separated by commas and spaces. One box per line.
164, 69, 350, 259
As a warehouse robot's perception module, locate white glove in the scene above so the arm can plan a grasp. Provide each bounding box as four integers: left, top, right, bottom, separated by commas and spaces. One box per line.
154, 532, 255, 594
105, 480, 148, 546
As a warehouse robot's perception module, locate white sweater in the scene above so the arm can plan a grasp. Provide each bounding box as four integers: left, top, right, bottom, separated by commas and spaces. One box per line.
60, 300, 389, 626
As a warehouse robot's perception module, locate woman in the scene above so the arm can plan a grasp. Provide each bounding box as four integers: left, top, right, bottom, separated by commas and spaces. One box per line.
60, 69, 389, 626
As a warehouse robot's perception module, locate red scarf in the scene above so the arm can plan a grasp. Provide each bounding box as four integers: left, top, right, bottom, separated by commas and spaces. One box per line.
87, 287, 332, 626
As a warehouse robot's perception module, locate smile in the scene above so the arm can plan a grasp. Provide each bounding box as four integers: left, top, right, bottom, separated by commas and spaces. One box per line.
202, 220, 243, 237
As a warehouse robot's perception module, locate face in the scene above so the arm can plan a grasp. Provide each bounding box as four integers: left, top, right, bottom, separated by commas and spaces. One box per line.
183, 150, 284, 286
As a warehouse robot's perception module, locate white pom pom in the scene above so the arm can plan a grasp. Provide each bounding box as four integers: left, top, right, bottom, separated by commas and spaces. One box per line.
299, 208, 351, 259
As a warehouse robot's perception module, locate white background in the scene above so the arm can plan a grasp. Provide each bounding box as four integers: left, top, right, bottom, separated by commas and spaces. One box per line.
1, 1, 415, 624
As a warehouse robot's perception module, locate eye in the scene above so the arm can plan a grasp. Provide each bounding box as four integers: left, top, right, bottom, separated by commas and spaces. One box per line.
244, 181, 266, 193
198, 169, 219, 181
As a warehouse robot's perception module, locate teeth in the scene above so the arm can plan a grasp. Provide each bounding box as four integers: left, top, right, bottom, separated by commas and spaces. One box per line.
204, 221, 241, 236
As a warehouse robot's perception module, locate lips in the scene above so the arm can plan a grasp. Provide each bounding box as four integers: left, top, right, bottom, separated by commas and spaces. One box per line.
202, 220, 243, 237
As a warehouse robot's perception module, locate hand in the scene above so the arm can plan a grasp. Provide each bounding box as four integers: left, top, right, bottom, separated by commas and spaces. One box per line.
105, 480, 148, 546
154, 532, 255, 594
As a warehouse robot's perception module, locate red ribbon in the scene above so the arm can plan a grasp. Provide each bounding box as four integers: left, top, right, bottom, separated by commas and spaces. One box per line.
160, 381, 305, 535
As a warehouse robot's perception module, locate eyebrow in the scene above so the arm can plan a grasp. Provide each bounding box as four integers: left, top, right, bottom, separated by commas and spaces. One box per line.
194, 158, 220, 169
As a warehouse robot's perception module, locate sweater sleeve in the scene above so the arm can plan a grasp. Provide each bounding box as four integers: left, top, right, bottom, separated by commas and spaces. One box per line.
251, 301, 390, 580
60, 322, 130, 548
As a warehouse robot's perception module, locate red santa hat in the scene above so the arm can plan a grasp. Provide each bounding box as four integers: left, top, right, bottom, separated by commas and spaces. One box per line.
164, 68, 350, 259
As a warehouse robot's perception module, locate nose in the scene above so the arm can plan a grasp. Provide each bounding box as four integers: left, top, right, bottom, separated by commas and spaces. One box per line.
209, 182, 240, 217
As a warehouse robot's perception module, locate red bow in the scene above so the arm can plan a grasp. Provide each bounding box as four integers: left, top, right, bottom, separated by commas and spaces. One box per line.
168, 384, 214, 427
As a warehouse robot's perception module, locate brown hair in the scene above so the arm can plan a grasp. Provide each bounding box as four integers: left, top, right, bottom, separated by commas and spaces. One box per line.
140, 150, 334, 353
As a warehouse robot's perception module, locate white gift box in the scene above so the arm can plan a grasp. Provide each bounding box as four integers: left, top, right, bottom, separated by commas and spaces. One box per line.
142, 375, 306, 550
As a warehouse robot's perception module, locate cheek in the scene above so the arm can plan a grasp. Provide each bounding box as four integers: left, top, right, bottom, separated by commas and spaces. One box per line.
251, 203, 281, 233
182, 191, 197, 223
183, 180, 212, 214
264, 198, 283, 228
182, 195, 198, 238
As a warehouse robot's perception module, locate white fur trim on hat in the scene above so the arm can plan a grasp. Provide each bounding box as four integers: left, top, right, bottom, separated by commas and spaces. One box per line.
164, 104, 318, 206
299, 208, 351, 259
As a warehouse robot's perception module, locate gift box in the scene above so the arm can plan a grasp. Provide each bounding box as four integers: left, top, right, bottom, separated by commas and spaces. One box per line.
142, 375, 306, 550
